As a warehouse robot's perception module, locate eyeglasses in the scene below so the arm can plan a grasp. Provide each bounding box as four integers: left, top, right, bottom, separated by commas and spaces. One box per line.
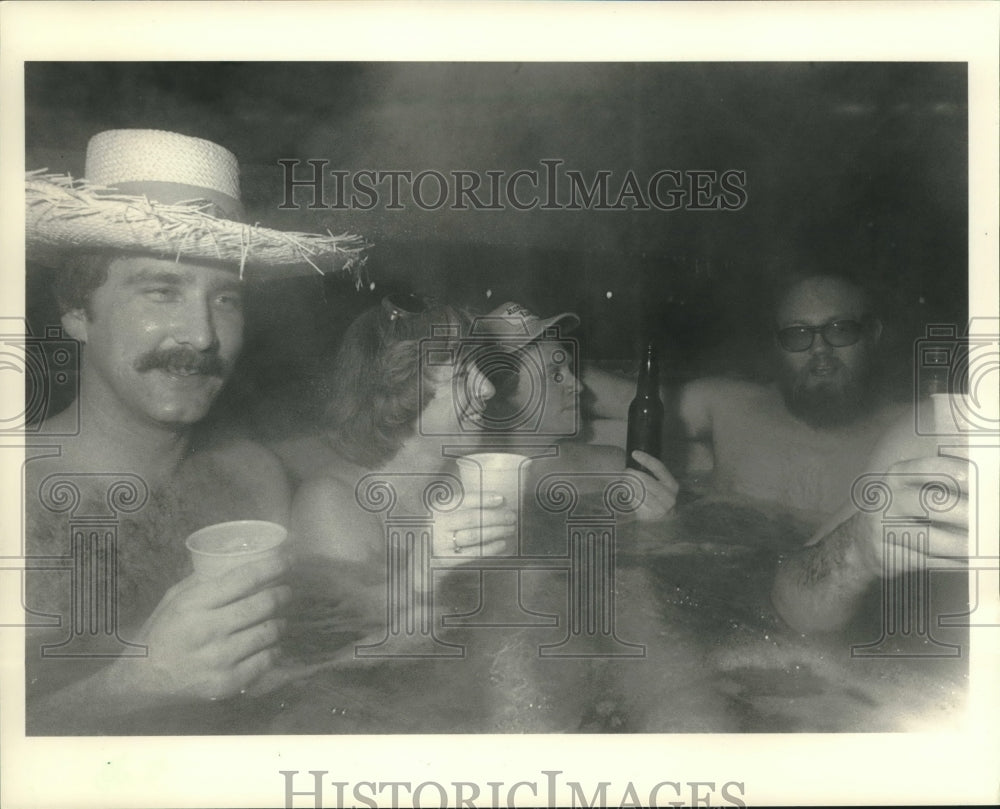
381, 293, 430, 322
776, 319, 865, 352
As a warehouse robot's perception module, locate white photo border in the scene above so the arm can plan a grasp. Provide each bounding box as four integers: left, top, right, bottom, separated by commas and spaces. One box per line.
1, 2, 998, 808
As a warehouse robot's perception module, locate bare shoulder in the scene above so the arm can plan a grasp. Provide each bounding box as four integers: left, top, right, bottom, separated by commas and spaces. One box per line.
267, 432, 339, 485
190, 439, 292, 522
679, 376, 771, 435
291, 470, 379, 561
293, 470, 357, 513
683, 376, 769, 405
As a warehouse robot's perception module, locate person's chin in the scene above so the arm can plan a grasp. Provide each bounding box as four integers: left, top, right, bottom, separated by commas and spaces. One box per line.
141, 372, 224, 424
152, 401, 216, 426
540, 413, 578, 438
790, 386, 869, 429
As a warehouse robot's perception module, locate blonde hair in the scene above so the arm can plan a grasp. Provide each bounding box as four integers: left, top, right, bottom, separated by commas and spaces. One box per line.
324, 301, 470, 468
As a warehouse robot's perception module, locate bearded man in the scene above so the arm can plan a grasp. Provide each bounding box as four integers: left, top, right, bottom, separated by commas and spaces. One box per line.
582, 273, 968, 633
648, 273, 905, 525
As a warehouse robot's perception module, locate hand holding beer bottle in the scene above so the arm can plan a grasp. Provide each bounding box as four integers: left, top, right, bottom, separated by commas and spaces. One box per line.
625, 340, 678, 520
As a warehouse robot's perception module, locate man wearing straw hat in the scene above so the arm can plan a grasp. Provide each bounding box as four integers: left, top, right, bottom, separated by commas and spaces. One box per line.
23, 129, 365, 733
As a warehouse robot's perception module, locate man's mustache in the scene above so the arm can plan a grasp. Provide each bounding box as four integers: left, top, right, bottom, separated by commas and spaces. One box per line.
805, 355, 845, 374
134, 346, 229, 377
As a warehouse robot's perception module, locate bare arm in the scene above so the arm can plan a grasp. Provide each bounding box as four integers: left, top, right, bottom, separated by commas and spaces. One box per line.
580, 364, 715, 467
291, 475, 382, 563
770, 511, 880, 633
674, 377, 715, 441
26, 651, 159, 735
771, 415, 969, 634
289, 471, 515, 635
26, 555, 291, 734
579, 365, 638, 420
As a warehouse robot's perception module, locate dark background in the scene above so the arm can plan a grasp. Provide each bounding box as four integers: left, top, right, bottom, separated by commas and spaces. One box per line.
26, 62, 968, 437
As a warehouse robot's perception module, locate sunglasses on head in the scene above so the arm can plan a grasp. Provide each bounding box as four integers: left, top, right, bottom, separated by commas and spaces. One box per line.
776, 319, 865, 352
382, 293, 430, 322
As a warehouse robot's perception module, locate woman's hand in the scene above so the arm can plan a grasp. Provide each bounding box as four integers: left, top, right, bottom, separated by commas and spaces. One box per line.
434, 491, 517, 561
628, 450, 679, 522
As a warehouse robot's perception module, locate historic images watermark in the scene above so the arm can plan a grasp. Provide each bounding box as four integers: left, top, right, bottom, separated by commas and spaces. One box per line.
0, 320, 147, 653
23, 473, 150, 657
913, 321, 999, 436
278, 159, 748, 212
352, 469, 648, 660
336, 312, 648, 659
1, 319, 86, 639
416, 317, 579, 439
849, 319, 999, 657
279, 769, 748, 809
0, 317, 80, 436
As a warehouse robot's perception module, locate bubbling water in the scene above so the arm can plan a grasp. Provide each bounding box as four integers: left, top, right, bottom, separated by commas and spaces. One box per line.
131, 493, 969, 735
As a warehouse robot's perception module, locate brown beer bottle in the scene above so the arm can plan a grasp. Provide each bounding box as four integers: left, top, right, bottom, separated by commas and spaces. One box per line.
625, 340, 664, 473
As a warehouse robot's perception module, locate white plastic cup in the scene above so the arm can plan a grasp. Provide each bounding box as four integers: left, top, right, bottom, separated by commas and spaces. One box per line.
455, 452, 531, 513
185, 520, 287, 579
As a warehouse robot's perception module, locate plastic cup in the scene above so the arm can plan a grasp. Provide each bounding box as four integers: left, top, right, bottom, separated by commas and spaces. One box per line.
185, 520, 287, 579
455, 452, 531, 513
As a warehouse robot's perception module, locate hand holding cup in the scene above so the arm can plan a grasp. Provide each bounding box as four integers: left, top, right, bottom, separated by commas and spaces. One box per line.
119, 519, 292, 701
445, 452, 531, 561
434, 491, 516, 560
110, 550, 291, 704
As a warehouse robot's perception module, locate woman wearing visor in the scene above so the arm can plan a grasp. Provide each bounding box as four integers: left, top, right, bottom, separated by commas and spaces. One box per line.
466, 300, 678, 522
287, 295, 678, 638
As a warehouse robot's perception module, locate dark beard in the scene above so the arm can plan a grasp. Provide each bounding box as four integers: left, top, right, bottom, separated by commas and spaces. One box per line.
779, 362, 873, 429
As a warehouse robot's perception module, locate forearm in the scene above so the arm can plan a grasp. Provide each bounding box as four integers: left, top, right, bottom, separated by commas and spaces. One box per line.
771, 513, 879, 633
26, 660, 177, 735
580, 365, 639, 419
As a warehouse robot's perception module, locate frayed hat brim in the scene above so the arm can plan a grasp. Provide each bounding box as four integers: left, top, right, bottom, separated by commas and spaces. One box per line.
26, 171, 370, 280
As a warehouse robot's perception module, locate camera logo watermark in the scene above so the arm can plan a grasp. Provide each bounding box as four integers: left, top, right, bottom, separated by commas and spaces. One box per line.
853, 319, 1000, 656
352, 472, 647, 660
0, 318, 80, 434
914, 321, 999, 436
8, 472, 149, 657
417, 318, 580, 438
849, 471, 965, 658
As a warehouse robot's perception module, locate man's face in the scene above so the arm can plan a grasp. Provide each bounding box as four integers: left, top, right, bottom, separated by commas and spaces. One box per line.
774, 277, 878, 428
66, 255, 244, 428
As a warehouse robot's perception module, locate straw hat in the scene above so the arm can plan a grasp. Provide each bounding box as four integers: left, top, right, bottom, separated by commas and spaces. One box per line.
26, 129, 368, 277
